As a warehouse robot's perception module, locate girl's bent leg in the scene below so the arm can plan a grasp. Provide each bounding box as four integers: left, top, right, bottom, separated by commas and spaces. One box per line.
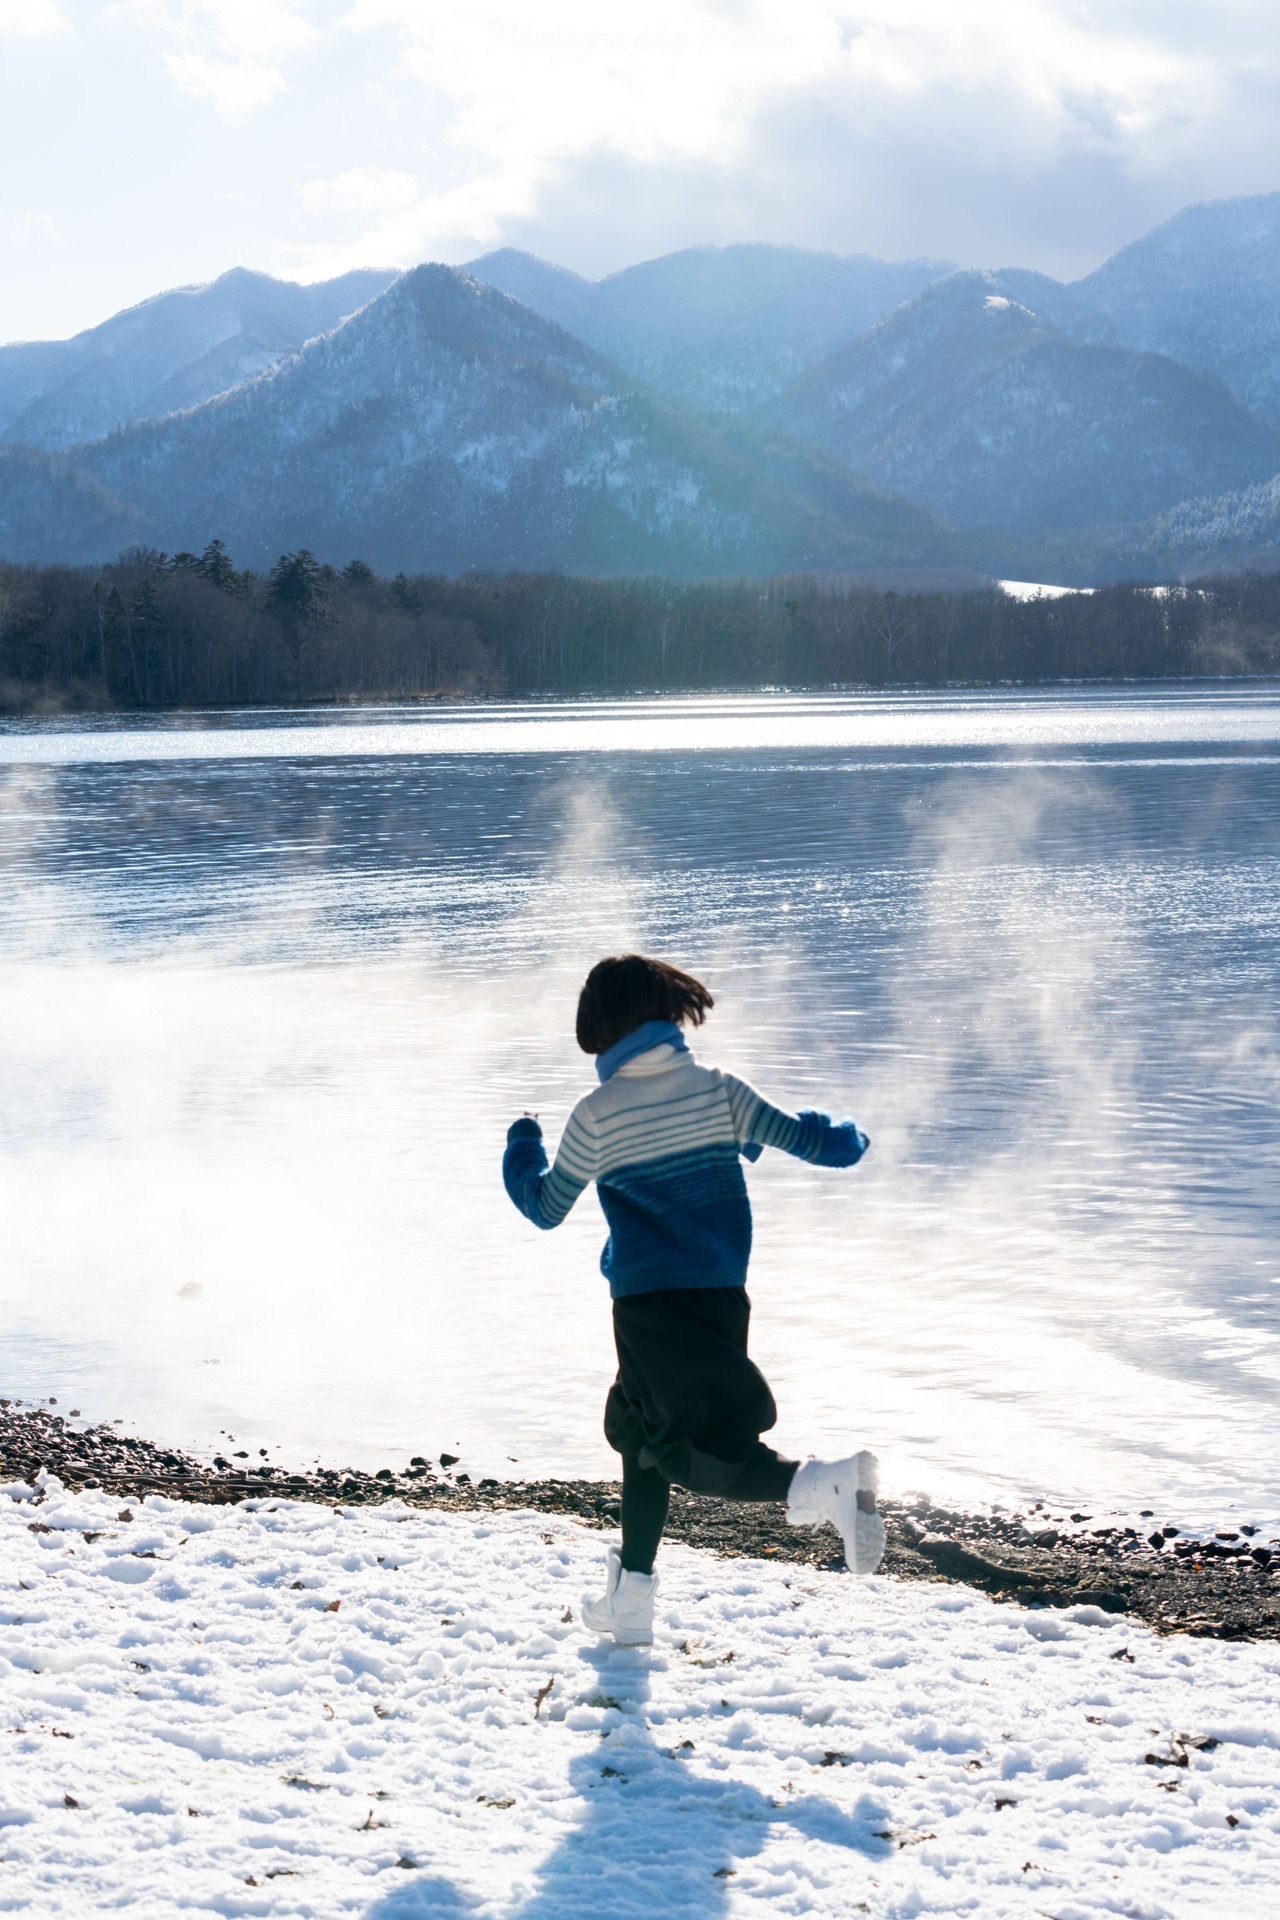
621, 1455, 670, 1575
722, 1444, 799, 1503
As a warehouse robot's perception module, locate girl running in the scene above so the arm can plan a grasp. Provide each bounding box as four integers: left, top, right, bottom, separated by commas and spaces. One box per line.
502, 953, 882, 1647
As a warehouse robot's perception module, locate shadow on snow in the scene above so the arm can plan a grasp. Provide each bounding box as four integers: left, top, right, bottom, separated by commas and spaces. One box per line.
365, 1640, 888, 1919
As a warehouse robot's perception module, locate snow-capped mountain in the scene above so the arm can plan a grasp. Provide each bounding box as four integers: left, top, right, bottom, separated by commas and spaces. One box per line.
464, 244, 952, 414
759, 272, 1280, 537
0, 267, 398, 452
47, 266, 958, 576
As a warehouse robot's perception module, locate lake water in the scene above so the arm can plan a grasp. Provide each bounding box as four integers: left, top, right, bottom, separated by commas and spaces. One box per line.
2, 687, 1278, 1531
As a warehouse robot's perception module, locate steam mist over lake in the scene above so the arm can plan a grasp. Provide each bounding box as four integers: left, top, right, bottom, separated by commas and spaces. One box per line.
1, 689, 1277, 1530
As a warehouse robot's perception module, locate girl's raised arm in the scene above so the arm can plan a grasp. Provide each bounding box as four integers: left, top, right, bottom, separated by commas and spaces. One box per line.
722, 1073, 869, 1168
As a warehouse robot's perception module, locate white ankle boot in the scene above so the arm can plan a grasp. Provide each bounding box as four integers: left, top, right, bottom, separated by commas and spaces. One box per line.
581, 1548, 658, 1646
787, 1450, 885, 1575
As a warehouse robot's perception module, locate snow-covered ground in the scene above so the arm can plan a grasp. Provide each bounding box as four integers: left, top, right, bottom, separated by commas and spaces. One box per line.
2, 1480, 1278, 1919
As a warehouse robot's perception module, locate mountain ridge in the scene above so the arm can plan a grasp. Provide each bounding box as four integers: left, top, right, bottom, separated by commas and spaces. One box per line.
1068, 192, 1280, 428
0, 266, 400, 451
758, 270, 1280, 537
8, 199, 1280, 579
20, 264, 972, 579
464, 242, 954, 413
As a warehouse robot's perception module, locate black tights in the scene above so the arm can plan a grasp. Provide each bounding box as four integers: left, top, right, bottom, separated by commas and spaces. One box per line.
619, 1448, 798, 1575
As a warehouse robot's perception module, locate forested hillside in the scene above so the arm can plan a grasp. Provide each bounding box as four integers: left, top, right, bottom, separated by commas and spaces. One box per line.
762, 273, 1280, 535
9, 198, 1280, 579
1066, 193, 1280, 426
3, 543, 1277, 712
0, 266, 964, 579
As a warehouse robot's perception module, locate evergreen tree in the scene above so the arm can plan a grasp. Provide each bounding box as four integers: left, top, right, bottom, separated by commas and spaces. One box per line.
391, 572, 424, 615
100, 585, 137, 703
197, 539, 243, 595
266, 550, 329, 628
129, 577, 165, 703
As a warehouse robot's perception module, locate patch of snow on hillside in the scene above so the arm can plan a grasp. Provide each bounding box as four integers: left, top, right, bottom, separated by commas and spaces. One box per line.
1, 1478, 1278, 1917
999, 579, 1094, 600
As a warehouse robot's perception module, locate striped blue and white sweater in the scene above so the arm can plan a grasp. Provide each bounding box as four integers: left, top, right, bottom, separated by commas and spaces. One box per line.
503, 1029, 868, 1298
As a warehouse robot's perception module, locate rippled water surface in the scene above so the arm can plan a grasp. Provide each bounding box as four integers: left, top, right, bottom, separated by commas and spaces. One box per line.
2, 689, 1278, 1526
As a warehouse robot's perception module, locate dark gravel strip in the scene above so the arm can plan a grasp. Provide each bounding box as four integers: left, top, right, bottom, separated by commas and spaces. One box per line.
3, 1403, 1277, 1641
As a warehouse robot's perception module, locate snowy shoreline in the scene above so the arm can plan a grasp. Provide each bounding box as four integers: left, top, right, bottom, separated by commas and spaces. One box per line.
2, 1406, 1278, 1646
2, 1474, 1279, 1918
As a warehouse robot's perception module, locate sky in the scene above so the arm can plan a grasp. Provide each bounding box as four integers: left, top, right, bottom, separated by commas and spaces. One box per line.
3, 0, 1280, 343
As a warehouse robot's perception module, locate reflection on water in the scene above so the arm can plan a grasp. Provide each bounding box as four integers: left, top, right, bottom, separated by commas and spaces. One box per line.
1, 685, 1279, 765
1, 690, 1278, 1526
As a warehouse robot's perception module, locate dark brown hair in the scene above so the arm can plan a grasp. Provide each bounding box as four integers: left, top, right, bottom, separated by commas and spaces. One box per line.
575, 953, 714, 1055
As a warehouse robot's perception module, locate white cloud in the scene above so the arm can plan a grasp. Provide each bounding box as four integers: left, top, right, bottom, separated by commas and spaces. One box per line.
269, 0, 1280, 280
6, 0, 1280, 339
300, 166, 418, 218
123, 0, 317, 119
289, 0, 837, 271
10, 212, 58, 247
165, 48, 288, 115
0, 0, 70, 36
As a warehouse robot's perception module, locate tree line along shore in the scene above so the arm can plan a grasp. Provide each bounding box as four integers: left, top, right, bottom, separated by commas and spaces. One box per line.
2, 544, 1280, 711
